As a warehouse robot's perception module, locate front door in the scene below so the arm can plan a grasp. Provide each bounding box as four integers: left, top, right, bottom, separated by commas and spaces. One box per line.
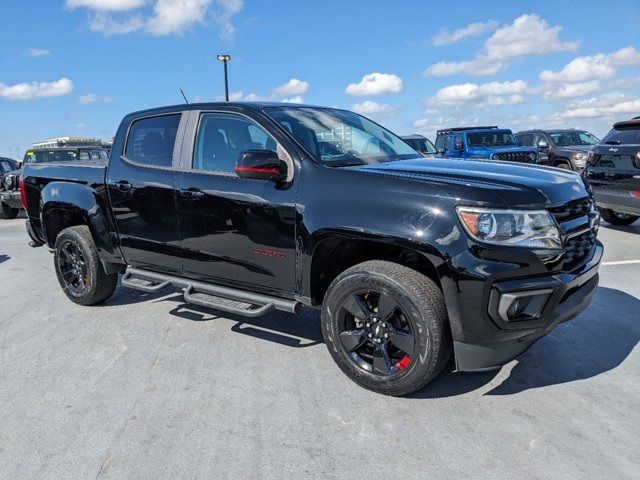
175, 111, 297, 294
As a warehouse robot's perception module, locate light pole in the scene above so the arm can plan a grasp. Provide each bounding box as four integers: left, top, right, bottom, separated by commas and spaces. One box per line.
217, 54, 231, 101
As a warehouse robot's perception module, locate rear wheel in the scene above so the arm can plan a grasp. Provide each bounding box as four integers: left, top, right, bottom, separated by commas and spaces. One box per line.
54, 225, 118, 305
321, 260, 451, 396
599, 208, 639, 226
0, 202, 19, 219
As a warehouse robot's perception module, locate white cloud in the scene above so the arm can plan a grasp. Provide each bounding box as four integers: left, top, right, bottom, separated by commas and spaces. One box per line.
345, 73, 403, 96
553, 93, 640, 120
272, 78, 310, 96
27, 48, 51, 58
76, 122, 87, 129
282, 96, 304, 104
429, 80, 528, 107
539, 46, 640, 83
541, 81, 601, 100
0, 77, 74, 100
65, 0, 145, 11
425, 59, 504, 77
425, 14, 578, 77
352, 101, 397, 118
147, 0, 210, 35
78, 93, 113, 104
432, 20, 497, 46
73, 0, 243, 39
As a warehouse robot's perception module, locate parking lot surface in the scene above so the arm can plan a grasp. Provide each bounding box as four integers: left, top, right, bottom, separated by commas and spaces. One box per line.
1, 215, 638, 479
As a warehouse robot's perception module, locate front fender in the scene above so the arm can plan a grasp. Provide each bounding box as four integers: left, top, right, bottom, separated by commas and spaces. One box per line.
40, 181, 120, 263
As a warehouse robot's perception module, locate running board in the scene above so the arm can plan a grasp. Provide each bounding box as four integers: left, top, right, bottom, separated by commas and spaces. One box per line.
121, 267, 301, 317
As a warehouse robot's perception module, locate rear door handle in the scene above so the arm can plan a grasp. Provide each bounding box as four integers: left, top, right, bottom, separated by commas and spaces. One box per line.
180, 188, 205, 199
116, 180, 132, 191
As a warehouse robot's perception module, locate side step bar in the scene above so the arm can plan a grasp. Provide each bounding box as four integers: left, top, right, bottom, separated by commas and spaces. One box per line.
121, 267, 301, 317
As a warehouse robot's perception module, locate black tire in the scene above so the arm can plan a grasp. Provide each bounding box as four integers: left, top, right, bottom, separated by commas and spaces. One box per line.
321, 260, 451, 396
54, 225, 118, 305
555, 161, 572, 170
0, 202, 19, 219
599, 208, 639, 226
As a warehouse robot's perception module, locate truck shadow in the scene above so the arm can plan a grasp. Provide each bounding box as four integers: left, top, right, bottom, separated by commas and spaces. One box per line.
0, 254, 9, 264
413, 286, 640, 398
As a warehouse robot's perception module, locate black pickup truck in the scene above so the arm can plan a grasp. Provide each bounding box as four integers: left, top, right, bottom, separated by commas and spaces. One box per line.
22, 102, 602, 396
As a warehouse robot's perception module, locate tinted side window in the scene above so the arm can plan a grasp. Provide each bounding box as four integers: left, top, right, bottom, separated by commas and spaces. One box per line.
435, 136, 445, 152
125, 114, 181, 167
193, 113, 276, 173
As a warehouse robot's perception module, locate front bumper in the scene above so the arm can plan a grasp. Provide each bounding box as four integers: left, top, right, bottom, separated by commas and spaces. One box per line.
0, 190, 22, 209
593, 187, 640, 216
447, 242, 602, 372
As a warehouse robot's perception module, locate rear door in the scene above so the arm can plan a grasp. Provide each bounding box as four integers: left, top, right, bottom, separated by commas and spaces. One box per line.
106, 111, 187, 274
174, 109, 298, 294
585, 126, 640, 208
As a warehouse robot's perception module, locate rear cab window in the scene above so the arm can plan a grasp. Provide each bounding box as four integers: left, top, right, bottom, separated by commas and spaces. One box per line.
125, 114, 181, 167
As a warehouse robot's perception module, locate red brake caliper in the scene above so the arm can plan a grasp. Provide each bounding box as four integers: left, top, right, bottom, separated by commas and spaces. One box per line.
396, 355, 411, 371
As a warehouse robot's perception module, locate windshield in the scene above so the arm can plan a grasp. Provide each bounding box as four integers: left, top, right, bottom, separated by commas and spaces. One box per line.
602, 126, 640, 145
406, 138, 436, 154
466, 130, 516, 147
23, 149, 79, 163
264, 107, 418, 166
550, 131, 599, 146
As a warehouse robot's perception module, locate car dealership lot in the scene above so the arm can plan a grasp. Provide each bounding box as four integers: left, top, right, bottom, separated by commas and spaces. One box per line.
0, 216, 638, 479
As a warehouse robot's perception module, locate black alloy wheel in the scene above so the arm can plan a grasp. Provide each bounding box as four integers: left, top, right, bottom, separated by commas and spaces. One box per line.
322, 260, 451, 396
57, 240, 90, 296
337, 290, 414, 376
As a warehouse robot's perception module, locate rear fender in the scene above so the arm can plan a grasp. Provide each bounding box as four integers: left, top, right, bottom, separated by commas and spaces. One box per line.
40, 181, 122, 267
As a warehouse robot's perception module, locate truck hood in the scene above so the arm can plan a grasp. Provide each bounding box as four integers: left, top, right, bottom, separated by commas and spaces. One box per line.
353, 157, 589, 208
466, 145, 536, 156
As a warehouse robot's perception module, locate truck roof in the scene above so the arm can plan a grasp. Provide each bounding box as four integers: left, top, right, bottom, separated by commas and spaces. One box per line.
125, 101, 338, 118
436, 126, 499, 136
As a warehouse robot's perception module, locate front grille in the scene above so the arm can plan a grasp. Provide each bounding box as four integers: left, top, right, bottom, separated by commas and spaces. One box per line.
548, 197, 598, 269
494, 152, 533, 163
564, 230, 597, 268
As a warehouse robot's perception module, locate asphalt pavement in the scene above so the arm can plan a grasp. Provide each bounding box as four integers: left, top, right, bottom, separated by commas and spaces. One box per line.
0, 215, 638, 479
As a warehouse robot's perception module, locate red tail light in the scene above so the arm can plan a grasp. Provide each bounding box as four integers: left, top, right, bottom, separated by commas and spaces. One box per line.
19, 175, 27, 210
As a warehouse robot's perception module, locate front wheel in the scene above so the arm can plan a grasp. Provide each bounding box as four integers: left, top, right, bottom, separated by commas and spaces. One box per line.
0, 202, 19, 219
321, 260, 451, 396
599, 208, 639, 226
54, 225, 118, 305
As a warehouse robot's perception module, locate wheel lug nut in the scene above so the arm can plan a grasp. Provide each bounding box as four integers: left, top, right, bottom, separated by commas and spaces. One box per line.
384, 333, 388, 339
368, 333, 373, 338
382, 322, 387, 328
366, 323, 370, 328
376, 338, 381, 343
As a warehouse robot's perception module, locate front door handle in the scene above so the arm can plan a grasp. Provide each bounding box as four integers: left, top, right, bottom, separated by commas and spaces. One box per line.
180, 188, 205, 199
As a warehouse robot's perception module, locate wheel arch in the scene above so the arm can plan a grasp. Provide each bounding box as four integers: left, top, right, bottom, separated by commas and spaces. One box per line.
304, 229, 448, 305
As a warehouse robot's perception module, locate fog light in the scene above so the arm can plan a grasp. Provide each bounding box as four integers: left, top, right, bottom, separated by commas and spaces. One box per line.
497, 289, 553, 322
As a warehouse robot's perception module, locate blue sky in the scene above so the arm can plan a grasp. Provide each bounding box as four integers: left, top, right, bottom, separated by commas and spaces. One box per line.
1, 0, 639, 159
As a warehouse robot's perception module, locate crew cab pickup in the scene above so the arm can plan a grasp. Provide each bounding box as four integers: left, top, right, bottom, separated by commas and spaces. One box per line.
22, 103, 602, 396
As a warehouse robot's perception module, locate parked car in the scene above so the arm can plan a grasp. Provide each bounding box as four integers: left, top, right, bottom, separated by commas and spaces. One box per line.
435, 126, 538, 163
0, 157, 20, 218
583, 117, 640, 225
0, 147, 109, 219
401, 134, 437, 157
22, 102, 602, 396
515, 129, 599, 172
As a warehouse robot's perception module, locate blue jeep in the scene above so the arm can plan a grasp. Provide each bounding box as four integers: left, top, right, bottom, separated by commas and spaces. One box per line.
435, 126, 538, 163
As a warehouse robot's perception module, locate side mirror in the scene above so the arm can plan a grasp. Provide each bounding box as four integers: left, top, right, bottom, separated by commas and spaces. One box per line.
454, 138, 464, 151
537, 140, 549, 149
235, 150, 286, 182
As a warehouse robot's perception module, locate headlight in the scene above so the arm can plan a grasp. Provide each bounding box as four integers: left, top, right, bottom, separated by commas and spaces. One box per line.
574, 152, 587, 164
528, 152, 537, 162
456, 207, 562, 249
